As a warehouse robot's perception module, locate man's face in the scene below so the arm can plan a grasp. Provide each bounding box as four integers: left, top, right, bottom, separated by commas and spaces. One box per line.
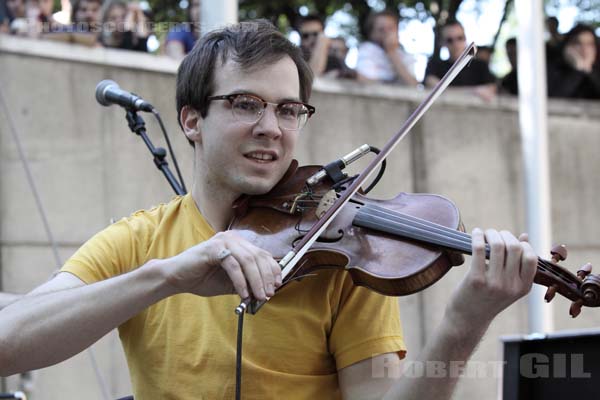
568, 31, 597, 64
193, 56, 301, 197
370, 15, 398, 47
7, 0, 25, 18
299, 20, 323, 53
443, 24, 466, 60
76, 0, 101, 28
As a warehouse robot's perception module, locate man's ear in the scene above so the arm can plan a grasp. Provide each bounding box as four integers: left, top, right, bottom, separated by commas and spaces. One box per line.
180, 106, 202, 144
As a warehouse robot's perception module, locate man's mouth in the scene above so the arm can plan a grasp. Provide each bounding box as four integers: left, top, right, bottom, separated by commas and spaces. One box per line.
244, 151, 278, 162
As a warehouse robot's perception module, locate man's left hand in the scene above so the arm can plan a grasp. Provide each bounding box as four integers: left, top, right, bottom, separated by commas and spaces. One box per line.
446, 228, 537, 333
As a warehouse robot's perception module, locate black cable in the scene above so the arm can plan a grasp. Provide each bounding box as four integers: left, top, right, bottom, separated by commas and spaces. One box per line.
151, 109, 187, 193
361, 146, 387, 194
235, 310, 245, 400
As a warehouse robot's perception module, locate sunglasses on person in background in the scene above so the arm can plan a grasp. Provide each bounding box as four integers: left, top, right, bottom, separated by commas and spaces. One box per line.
301, 31, 320, 40
207, 93, 316, 131
445, 35, 465, 44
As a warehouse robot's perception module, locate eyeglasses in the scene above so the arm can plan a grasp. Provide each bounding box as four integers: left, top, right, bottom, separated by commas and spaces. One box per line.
301, 31, 320, 40
445, 35, 465, 44
207, 93, 316, 131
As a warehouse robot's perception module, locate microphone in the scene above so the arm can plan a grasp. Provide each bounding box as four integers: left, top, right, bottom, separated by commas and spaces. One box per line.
306, 144, 371, 186
95, 80, 154, 112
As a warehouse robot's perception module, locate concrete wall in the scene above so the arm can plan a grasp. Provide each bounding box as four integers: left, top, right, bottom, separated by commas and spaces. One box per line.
1, 35, 600, 399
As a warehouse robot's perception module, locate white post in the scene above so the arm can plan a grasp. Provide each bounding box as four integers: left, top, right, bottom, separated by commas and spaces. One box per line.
515, 0, 554, 333
200, 0, 238, 35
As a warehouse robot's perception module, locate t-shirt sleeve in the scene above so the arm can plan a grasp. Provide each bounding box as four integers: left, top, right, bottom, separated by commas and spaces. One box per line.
355, 43, 382, 80
61, 216, 153, 284
328, 272, 406, 370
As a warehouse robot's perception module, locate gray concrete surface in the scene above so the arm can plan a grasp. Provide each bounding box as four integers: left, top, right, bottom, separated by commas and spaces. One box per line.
1, 35, 600, 399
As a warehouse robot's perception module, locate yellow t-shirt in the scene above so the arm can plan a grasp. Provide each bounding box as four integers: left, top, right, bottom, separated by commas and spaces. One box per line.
62, 194, 406, 400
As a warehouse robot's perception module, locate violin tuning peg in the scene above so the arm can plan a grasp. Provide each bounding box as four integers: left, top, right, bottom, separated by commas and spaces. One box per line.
544, 285, 557, 302
577, 263, 593, 280
550, 244, 568, 262
570, 299, 584, 318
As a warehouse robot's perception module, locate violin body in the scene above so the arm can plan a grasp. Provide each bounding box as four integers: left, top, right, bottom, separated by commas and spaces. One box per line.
230, 164, 465, 296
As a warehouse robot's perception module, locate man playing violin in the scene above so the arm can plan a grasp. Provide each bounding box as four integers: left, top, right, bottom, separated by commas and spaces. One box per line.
0, 20, 537, 399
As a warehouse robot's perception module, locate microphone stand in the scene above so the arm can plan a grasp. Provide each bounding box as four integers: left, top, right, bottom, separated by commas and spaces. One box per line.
125, 109, 186, 196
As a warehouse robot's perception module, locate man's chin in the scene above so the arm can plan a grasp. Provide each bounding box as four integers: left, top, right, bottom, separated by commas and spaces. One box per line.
238, 178, 278, 196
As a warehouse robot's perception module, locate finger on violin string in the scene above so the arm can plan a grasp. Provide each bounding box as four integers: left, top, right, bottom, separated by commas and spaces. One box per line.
519, 241, 537, 284
499, 230, 523, 279
485, 229, 506, 278
470, 228, 487, 278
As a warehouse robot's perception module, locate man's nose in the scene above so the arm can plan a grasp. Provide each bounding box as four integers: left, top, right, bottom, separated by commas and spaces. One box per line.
253, 105, 282, 139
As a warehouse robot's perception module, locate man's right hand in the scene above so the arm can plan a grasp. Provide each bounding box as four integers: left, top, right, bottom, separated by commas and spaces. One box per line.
162, 231, 282, 301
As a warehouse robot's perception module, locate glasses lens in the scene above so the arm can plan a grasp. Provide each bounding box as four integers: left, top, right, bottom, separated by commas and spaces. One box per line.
231, 95, 263, 124
278, 103, 308, 130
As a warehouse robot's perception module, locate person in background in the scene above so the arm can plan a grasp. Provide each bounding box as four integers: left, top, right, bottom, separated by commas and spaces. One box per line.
0, 1, 10, 33
424, 20, 497, 101
11, 0, 59, 37
546, 16, 563, 64
297, 15, 356, 79
5, 0, 26, 23
101, 0, 149, 52
164, 0, 199, 60
547, 24, 600, 99
71, 0, 102, 33
500, 37, 518, 95
475, 45, 493, 65
324, 36, 357, 79
298, 14, 327, 75
355, 9, 418, 86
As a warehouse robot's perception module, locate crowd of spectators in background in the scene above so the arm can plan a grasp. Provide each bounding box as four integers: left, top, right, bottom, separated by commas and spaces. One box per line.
1, 2, 599, 100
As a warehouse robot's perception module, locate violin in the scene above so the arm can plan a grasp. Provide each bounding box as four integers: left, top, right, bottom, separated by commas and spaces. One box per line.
231, 42, 600, 318
230, 161, 600, 318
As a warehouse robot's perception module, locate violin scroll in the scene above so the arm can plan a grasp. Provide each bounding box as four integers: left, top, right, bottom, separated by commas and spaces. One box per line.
571, 263, 600, 318
535, 245, 600, 317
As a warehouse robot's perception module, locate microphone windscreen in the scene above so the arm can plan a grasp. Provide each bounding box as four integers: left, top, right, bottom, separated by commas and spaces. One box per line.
95, 80, 119, 106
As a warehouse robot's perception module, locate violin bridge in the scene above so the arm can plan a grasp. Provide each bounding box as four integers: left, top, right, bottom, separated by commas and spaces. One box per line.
315, 190, 337, 219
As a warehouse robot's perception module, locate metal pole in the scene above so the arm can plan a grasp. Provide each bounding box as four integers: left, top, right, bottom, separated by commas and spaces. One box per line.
515, 0, 554, 333
200, 0, 238, 35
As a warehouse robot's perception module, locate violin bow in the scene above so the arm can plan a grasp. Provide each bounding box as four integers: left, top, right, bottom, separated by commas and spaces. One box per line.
236, 43, 478, 315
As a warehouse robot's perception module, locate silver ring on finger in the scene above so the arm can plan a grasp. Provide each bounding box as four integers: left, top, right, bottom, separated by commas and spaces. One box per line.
217, 248, 232, 262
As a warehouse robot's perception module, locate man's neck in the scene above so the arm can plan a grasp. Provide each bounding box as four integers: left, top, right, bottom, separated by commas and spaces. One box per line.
191, 180, 239, 232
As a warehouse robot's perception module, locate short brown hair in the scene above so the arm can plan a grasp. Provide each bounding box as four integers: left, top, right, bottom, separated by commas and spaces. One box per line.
176, 20, 313, 129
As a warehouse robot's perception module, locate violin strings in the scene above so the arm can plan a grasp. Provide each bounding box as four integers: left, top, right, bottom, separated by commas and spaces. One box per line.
355, 204, 571, 279
355, 206, 474, 254
296, 190, 577, 288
